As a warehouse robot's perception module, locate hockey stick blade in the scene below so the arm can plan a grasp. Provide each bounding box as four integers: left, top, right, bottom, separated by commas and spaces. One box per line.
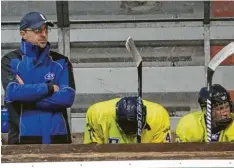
125, 36, 143, 67
208, 42, 234, 71
125, 36, 143, 98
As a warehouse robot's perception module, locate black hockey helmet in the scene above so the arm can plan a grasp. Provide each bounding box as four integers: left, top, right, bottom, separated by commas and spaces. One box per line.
198, 84, 233, 131
198, 84, 232, 110
116, 96, 146, 135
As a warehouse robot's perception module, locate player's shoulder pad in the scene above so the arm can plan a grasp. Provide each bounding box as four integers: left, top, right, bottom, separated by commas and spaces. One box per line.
143, 99, 168, 113
178, 110, 203, 126
143, 99, 170, 124
183, 110, 203, 119
87, 98, 119, 118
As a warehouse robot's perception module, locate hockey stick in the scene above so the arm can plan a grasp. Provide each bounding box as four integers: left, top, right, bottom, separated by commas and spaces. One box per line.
125, 37, 143, 143
206, 42, 234, 142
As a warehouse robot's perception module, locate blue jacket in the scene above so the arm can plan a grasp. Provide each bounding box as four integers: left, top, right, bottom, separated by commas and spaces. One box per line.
1, 40, 76, 144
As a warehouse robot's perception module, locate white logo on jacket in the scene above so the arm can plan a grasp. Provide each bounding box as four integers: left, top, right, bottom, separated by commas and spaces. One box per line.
44, 72, 55, 80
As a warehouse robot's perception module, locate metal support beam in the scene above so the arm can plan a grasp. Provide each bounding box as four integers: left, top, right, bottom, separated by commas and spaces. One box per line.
56, 1, 70, 28
58, 28, 70, 57
56, 1, 72, 132
203, 1, 210, 25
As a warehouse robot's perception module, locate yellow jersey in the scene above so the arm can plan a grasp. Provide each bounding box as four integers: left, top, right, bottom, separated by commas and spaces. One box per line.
84, 98, 171, 144
175, 111, 234, 142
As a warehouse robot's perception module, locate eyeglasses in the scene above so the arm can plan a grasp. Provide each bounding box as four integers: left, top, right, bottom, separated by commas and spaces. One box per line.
24, 26, 51, 34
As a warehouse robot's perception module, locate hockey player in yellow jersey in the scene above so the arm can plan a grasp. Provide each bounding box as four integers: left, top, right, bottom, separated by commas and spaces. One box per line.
176, 84, 234, 142
84, 96, 171, 144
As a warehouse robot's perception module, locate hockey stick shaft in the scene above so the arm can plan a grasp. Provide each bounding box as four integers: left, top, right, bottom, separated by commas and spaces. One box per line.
138, 61, 143, 98
206, 67, 214, 142
137, 61, 142, 143
125, 37, 143, 143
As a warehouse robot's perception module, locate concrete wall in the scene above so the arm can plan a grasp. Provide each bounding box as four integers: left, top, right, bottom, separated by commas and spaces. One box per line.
72, 66, 234, 94
3, 22, 234, 45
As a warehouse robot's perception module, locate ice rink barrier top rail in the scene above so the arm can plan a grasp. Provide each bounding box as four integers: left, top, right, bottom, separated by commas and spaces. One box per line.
1, 142, 234, 162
